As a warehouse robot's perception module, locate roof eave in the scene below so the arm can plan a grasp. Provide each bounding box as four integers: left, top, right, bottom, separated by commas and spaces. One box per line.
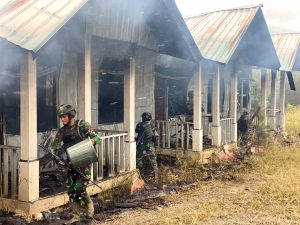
161, 0, 202, 62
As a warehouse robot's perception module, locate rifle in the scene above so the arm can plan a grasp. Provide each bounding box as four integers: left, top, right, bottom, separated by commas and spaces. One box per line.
249, 106, 261, 124
38, 144, 102, 190
136, 132, 145, 146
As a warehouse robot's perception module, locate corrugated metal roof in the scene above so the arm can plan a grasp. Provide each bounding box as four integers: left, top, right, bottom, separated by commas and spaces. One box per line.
272, 33, 300, 71
185, 5, 261, 64
0, 0, 88, 52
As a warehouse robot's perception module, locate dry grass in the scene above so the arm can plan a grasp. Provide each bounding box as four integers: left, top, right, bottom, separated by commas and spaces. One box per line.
248, 144, 300, 215
286, 104, 300, 135
100, 109, 300, 224
101, 143, 300, 225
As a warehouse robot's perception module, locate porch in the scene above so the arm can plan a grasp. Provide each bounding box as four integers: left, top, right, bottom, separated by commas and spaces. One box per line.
154, 116, 234, 150
0, 130, 138, 216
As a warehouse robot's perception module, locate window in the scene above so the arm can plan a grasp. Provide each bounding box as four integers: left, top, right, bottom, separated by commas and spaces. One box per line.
37, 67, 57, 132
239, 79, 249, 109
168, 79, 188, 117
98, 73, 124, 124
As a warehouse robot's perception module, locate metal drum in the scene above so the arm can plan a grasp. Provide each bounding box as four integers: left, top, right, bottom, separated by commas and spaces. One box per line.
66, 137, 98, 167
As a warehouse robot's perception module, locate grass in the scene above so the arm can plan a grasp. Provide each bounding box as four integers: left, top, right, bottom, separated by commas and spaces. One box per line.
103, 137, 300, 224
113, 144, 300, 225
286, 104, 300, 135
101, 108, 300, 224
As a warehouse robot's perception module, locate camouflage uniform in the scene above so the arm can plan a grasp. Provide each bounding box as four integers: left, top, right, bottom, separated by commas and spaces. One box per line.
50, 104, 100, 224
51, 119, 100, 203
135, 119, 158, 179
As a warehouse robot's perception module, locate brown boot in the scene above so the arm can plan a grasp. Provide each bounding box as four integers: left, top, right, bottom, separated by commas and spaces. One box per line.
83, 194, 94, 219
64, 202, 80, 224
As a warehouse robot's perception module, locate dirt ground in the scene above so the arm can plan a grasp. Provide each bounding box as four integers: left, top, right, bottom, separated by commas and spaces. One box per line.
97, 144, 300, 225
2, 143, 300, 225
99, 179, 299, 225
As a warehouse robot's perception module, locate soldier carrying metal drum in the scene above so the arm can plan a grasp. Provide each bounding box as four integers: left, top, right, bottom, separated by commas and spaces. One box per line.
51, 104, 100, 224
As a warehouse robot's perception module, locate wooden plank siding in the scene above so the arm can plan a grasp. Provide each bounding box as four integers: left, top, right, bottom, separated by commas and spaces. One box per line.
90, 0, 157, 51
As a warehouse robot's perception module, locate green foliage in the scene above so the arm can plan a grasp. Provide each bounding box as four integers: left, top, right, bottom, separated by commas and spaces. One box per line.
250, 71, 261, 110
286, 104, 300, 135
286, 103, 297, 111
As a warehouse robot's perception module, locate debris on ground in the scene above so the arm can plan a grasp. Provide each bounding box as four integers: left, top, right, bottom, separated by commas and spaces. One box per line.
216, 151, 236, 161
250, 146, 264, 154
0, 144, 258, 225
39, 169, 66, 197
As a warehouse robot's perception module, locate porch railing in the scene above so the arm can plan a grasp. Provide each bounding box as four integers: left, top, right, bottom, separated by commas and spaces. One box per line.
0, 130, 128, 199
0, 145, 20, 199
202, 115, 212, 136
93, 130, 127, 179
155, 120, 193, 150
267, 109, 280, 129
220, 118, 233, 144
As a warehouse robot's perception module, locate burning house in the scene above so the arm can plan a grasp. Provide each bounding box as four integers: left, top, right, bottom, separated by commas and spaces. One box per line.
0, 0, 201, 216
151, 5, 282, 155
166, 5, 281, 150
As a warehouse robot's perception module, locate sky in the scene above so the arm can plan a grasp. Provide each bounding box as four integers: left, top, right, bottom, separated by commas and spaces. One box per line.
175, 0, 300, 33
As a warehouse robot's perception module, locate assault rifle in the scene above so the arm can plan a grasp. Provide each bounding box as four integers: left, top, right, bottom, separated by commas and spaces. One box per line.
249, 106, 261, 124
38, 144, 102, 190
136, 132, 145, 146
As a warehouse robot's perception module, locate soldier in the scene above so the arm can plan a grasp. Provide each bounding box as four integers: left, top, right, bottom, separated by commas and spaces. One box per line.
135, 112, 158, 180
237, 111, 249, 138
51, 104, 100, 224
237, 107, 261, 147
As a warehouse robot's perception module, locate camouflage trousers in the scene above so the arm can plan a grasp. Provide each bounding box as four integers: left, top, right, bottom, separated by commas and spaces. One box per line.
66, 167, 91, 202
136, 143, 158, 177
239, 127, 256, 147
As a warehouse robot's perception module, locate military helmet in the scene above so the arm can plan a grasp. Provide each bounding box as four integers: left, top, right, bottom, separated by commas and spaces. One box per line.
141, 112, 152, 121
57, 104, 76, 118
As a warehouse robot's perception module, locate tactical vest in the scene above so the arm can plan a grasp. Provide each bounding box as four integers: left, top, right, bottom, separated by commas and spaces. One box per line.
143, 122, 154, 138
136, 121, 156, 145
61, 120, 85, 150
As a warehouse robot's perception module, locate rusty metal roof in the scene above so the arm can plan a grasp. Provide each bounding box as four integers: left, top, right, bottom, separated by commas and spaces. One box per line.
186, 5, 280, 68
0, 0, 88, 52
185, 6, 261, 64
272, 33, 300, 71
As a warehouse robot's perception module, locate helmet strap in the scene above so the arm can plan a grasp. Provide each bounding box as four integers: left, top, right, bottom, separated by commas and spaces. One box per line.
67, 117, 75, 126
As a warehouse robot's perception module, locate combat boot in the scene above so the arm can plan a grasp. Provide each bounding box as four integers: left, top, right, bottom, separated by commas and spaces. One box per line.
83, 194, 94, 219
64, 202, 80, 224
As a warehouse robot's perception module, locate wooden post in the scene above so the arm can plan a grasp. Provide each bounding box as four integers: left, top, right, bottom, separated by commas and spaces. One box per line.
260, 69, 267, 127
84, 34, 92, 122
19, 52, 39, 202
77, 34, 92, 123
124, 57, 136, 171
212, 63, 221, 146
230, 69, 238, 142
76, 33, 93, 178
91, 42, 104, 127
91, 54, 99, 127
192, 61, 203, 151
247, 71, 252, 112
279, 71, 286, 130
270, 70, 277, 130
